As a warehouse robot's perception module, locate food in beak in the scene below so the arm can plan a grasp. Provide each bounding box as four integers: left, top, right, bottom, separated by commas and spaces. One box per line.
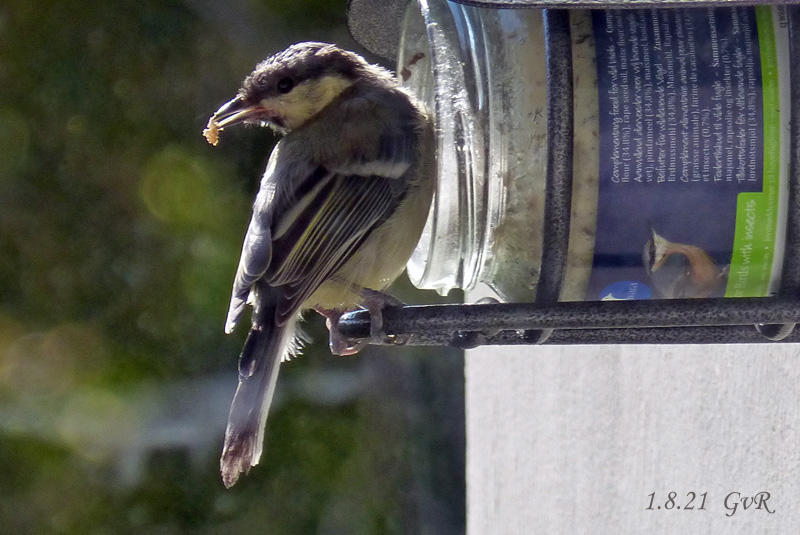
203, 117, 221, 146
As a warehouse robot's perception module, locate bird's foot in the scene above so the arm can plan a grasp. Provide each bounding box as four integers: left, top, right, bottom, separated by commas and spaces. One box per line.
314, 290, 407, 355
359, 288, 408, 347
314, 306, 366, 356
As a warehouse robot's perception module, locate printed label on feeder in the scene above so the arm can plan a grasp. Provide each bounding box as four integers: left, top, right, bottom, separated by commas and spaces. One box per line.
600, 281, 653, 301
587, 6, 789, 300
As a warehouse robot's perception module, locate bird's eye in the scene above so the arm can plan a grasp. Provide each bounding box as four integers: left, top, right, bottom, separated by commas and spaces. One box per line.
277, 77, 294, 94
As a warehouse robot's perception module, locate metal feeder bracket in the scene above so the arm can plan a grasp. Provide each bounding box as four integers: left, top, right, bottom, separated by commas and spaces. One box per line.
342, 0, 800, 347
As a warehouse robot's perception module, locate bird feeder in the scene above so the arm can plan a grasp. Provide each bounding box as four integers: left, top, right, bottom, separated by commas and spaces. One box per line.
341, 0, 800, 346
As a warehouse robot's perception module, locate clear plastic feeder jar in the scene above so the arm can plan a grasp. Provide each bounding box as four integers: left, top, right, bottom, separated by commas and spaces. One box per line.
399, 1, 791, 303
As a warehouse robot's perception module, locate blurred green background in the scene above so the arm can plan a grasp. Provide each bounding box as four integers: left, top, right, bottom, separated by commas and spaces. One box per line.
0, 1, 464, 533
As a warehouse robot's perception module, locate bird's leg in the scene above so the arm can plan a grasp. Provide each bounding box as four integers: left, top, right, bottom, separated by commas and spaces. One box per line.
314, 289, 406, 356
358, 288, 407, 346
313, 306, 367, 356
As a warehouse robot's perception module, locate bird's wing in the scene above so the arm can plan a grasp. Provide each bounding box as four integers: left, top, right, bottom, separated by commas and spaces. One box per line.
225, 139, 410, 333
223, 148, 282, 334
270, 171, 399, 324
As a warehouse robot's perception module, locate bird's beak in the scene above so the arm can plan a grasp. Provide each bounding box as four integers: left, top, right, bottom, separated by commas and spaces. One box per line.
212, 96, 261, 128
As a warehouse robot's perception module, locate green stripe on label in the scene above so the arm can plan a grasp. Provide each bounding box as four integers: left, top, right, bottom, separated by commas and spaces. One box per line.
725, 7, 780, 297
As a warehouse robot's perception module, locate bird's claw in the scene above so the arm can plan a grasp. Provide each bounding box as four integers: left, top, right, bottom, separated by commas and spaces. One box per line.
316, 289, 407, 355
322, 310, 367, 356
359, 288, 409, 347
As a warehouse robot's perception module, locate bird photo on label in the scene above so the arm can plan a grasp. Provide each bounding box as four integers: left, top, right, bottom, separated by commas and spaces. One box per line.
642, 227, 729, 299
203, 42, 434, 488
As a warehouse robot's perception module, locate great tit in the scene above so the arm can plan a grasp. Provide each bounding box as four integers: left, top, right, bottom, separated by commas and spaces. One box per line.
204, 42, 434, 487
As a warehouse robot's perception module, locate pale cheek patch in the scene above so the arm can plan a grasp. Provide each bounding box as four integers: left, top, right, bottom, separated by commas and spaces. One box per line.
266, 75, 353, 131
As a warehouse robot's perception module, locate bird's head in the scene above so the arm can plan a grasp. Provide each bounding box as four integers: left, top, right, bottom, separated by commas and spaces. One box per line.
207, 42, 382, 139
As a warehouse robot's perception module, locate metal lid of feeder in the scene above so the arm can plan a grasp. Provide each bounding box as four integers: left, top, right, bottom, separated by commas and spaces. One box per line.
347, 0, 800, 59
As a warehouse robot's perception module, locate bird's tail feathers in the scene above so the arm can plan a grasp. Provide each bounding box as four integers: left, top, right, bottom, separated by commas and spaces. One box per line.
220, 304, 296, 488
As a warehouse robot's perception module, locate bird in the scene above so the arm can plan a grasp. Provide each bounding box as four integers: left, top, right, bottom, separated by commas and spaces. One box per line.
642, 227, 728, 298
204, 42, 434, 488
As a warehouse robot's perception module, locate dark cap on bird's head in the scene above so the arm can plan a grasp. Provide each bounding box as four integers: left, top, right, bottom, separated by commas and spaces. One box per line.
205, 42, 393, 140
241, 42, 372, 100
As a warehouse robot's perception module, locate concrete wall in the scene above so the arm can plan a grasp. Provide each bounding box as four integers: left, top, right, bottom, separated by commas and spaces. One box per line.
466, 343, 800, 534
